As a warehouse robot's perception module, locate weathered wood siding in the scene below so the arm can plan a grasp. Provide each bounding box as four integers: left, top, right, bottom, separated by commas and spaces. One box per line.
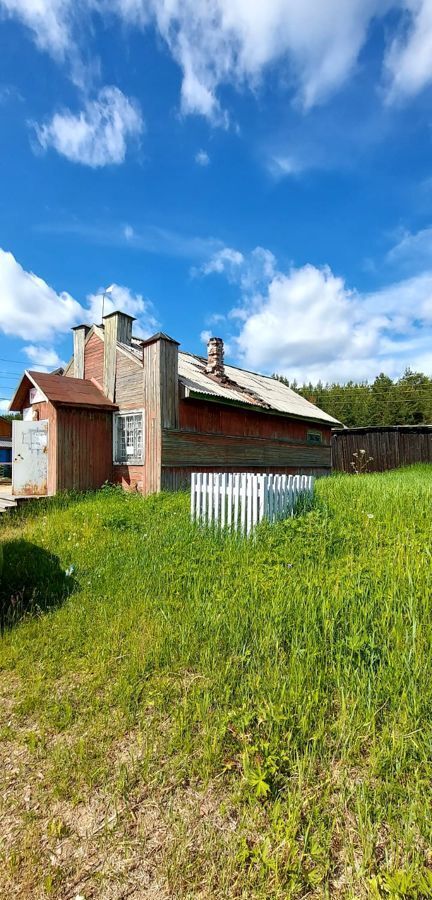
111, 352, 146, 491
72, 326, 90, 379
115, 352, 144, 408
179, 398, 331, 443
0, 417, 12, 439
162, 429, 331, 468
84, 333, 104, 387
128, 336, 178, 494
56, 407, 113, 491
24, 384, 113, 493
103, 316, 117, 401
160, 340, 179, 429
332, 426, 432, 472
161, 397, 332, 488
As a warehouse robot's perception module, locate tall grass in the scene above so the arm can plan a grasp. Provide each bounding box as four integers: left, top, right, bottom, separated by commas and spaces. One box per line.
1, 466, 432, 898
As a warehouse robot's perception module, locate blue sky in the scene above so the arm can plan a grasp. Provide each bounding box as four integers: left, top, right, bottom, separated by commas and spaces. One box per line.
2, 1, 432, 408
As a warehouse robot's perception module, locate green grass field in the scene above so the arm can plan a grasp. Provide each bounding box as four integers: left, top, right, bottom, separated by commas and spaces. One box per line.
1, 466, 432, 899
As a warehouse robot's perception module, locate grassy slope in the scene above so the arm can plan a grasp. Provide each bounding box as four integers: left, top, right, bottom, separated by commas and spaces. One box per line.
1, 467, 432, 899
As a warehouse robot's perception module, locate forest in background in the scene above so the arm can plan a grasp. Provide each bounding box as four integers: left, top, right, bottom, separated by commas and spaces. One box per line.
273, 369, 432, 428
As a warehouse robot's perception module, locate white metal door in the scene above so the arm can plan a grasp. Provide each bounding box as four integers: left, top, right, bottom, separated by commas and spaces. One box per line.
12, 420, 48, 496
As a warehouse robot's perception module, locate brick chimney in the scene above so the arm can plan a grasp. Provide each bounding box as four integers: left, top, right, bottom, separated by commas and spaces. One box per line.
206, 337, 225, 379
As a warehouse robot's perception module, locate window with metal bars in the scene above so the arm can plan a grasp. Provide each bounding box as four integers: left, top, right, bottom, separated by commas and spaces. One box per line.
113, 410, 144, 464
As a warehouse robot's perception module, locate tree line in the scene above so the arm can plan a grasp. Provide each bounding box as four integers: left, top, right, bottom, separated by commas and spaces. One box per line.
273, 369, 432, 428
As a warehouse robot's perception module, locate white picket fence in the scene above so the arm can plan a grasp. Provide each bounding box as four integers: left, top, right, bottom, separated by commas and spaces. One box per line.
190, 472, 314, 534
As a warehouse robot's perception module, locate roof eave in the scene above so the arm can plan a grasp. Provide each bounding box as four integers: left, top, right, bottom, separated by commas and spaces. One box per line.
184, 386, 340, 425
54, 400, 118, 411
9, 370, 49, 412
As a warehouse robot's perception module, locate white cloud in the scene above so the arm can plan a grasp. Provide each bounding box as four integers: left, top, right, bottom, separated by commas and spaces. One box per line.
200, 244, 276, 291
124, 224, 135, 240
23, 345, 64, 369
5, 1, 432, 123
86, 283, 158, 338
201, 246, 244, 276
0, 248, 160, 363
386, 225, 432, 273
385, 0, 432, 100
0, 0, 72, 57
195, 149, 210, 166
267, 155, 305, 179
0, 247, 84, 341
121, 0, 384, 118
200, 244, 432, 381
35, 86, 143, 167
236, 264, 365, 375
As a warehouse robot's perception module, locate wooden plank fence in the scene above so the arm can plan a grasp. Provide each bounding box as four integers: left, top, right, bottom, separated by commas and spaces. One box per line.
332, 426, 432, 473
191, 472, 314, 533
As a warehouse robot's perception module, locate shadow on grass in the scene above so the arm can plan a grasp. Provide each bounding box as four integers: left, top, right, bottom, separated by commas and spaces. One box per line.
0, 540, 75, 630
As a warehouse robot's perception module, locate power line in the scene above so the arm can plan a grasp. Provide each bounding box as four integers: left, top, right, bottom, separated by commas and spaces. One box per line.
290, 387, 432, 400
310, 396, 432, 406
274, 379, 432, 397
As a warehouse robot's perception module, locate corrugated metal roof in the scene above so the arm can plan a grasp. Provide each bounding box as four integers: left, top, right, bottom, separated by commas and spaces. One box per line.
62, 326, 340, 425
178, 353, 340, 425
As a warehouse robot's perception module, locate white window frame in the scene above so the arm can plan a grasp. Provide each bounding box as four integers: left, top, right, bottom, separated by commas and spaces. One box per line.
113, 409, 145, 466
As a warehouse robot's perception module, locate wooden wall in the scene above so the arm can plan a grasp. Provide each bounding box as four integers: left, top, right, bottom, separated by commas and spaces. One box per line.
179, 398, 331, 443
332, 426, 432, 473
56, 407, 113, 491
0, 417, 12, 439
84, 333, 104, 387
136, 337, 178, 494
115, 352, 144, 408
23, 386, 113, 493
160, 398, 332, 488
163, 429, 331, 468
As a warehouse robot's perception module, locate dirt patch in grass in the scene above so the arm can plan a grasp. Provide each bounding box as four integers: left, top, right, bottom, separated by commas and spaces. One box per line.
0, 676, 235, 899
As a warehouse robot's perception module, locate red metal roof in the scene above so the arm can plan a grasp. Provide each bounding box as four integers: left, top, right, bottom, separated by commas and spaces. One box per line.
10, 371, 117, 411
29, 371, 117, 408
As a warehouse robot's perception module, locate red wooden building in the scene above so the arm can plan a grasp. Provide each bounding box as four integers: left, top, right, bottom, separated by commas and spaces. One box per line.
10, 310, 339, 496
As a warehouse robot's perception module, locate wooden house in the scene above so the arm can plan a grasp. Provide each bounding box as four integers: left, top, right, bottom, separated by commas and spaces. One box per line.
9, 310, 339, 496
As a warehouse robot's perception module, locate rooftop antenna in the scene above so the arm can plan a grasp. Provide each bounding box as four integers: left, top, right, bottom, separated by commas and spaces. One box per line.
101, 284, 114, 321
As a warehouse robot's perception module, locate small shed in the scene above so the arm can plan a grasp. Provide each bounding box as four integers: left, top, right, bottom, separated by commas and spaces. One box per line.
9, 370, 117, 496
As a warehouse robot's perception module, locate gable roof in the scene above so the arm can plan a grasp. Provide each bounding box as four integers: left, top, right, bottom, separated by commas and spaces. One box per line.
62, 324, 340, 425
10, 371, 117, 412
178, 352, 340, 425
